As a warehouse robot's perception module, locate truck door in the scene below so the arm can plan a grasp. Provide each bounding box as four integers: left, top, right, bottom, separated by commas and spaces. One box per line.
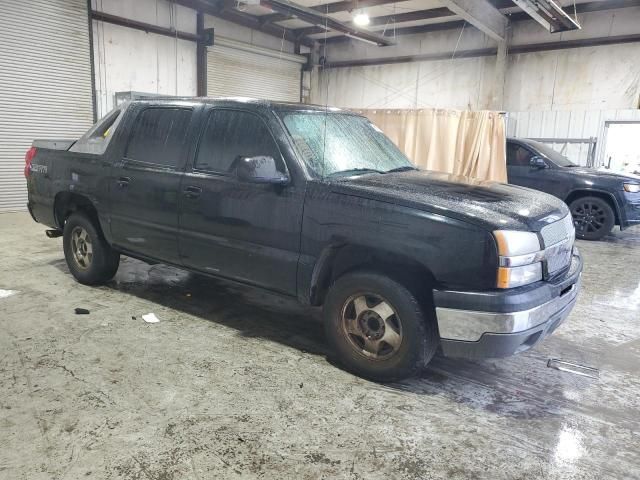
178, 108, 304, 295
109, 105, 195, 264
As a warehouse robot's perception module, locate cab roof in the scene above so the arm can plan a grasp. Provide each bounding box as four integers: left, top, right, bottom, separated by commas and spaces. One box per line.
128, 96, 346, 113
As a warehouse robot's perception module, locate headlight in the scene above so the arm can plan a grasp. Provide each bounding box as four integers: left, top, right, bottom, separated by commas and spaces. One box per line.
497, 263, 543, 288
623, 183, 640, 193
493, 230, 541, 256
494, 230, 543, 288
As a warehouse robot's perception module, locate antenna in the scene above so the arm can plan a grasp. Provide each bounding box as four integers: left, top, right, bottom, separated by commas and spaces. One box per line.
321, 3, 330, 180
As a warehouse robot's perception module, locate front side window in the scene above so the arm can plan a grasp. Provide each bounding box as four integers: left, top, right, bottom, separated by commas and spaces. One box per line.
524, 140, 577, 167
279, 112, 412, 177
507, 143, 534, 167
195, 109, 285, 175
125, 107, 192, 168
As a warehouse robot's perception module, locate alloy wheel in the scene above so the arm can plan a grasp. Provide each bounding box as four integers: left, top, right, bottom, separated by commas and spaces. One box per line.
341, 293, 403, 360
572, 201, 607, 235
70, 226, 93, 270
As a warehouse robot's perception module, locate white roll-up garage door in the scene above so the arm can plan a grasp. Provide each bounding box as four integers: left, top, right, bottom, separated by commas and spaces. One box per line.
0, 0, 94, 212
207, 37, 305, 102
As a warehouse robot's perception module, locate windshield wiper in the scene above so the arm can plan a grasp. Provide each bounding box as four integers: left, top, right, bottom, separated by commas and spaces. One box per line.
385, 166, 417, 173
330, 168, 384, 177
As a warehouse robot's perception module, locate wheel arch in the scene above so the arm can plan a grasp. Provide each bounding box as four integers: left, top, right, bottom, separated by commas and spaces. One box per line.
565, 189, 620, 225
54, 192, 105, 235
308, 244, 437, 307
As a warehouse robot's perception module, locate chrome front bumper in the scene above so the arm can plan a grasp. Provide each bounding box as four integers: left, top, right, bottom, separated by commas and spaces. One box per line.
434, 250, 582, 359
437, 277, 580, 342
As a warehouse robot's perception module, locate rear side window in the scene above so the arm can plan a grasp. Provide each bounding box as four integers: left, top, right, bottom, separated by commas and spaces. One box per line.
69, 105, 126, 155
195, 109, 284, 174
125, 107, 192, 168
91, 109, 120, 139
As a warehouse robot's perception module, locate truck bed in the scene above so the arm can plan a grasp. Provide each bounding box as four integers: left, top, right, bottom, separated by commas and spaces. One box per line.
32, 139, 75, 150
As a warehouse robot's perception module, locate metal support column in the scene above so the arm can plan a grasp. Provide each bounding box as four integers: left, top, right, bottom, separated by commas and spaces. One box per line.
87, 0, 98, 121
491, 40, 507, 110
196, 12, 207, 96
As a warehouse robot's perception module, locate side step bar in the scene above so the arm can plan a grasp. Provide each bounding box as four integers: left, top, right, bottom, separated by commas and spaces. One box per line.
45, 229, 62, 238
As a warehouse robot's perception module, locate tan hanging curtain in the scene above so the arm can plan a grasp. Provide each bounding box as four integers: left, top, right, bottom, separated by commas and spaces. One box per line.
358, 109, 507, 182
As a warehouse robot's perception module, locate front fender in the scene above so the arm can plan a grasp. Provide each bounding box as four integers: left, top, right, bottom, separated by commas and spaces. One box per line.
299, 188, 498, 303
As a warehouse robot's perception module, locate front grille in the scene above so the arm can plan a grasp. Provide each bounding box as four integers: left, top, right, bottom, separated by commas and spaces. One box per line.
541, 215, 575, 277
546, 241, 573, 274
540, 214, 575, 248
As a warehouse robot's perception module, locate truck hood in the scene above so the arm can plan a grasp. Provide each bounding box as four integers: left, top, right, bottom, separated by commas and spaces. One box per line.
330, 170, 569, 232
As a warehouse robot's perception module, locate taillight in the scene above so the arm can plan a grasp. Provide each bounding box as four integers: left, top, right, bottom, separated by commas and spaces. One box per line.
24, 146, 37, 178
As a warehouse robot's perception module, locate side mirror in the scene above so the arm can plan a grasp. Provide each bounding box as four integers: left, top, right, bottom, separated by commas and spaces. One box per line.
530, 156, 548, 169
234, 156, 290, 185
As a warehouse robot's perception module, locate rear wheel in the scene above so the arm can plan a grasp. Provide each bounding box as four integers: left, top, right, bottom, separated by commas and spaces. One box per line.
323, 271, 438, 382
569, 196, 615, 241
63, 213, 119, 285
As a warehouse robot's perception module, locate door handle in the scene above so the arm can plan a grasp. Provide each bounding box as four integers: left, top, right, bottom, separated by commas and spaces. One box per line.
183, 186, 202, 199
116, 176, 131, 188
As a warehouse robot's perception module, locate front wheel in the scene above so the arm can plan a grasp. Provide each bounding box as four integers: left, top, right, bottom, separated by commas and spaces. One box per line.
63, 213, 120, 285
323, 271, 438, 382
569, 196, 615, 241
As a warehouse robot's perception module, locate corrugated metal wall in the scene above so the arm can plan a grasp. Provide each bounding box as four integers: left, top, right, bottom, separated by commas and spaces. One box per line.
0, 0, 94, 212
506, 109, 640, 167
207, 37, 304, 102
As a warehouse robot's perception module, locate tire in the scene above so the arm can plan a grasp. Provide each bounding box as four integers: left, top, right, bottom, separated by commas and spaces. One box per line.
569, 196, 615, 241
63, 212, 120, 285
323, 271, 438, 382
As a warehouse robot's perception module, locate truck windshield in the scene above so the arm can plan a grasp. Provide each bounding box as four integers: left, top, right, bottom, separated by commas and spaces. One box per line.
280, 112, 413, 177
525, 139, 578, 167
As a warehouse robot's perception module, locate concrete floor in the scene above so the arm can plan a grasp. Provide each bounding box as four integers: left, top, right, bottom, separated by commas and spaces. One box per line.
1, 212, 639, 480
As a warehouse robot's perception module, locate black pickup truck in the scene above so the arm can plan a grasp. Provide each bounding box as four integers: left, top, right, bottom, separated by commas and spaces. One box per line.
26, 98, 582, 381
507, 138, 640, 240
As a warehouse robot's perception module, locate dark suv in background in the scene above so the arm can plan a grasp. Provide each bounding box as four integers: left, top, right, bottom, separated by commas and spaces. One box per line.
507, 138, 640, 240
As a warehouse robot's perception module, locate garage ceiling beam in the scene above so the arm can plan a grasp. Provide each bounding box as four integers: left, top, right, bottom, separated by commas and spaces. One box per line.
173, 0, 314, 47
316, 0, 409, 14
505, 0, 640, 21
260, 0, 436, 25
260, 0, 394, 46
366, 7, 455, 26
272, 0, 636, 36
321, 0, 639, 44
511, 0, 581, 32
90, 10, 200, 42
489, 0, 520, 8
293, 7, 455, 37
324, 33, 640, 67
439, 0, 507, 41
322, 19, 466, 43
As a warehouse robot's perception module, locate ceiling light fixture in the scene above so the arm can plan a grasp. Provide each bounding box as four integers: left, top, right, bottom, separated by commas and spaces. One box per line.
260, 0, 392, 46
511, 0, 581, 33
353, 11, 370, 27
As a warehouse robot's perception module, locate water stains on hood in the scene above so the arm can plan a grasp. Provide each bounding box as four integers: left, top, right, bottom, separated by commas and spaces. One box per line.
330, 170, 570, 232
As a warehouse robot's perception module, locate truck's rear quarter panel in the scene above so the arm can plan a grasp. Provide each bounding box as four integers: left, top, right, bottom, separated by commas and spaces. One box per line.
27, 148, 111, 234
